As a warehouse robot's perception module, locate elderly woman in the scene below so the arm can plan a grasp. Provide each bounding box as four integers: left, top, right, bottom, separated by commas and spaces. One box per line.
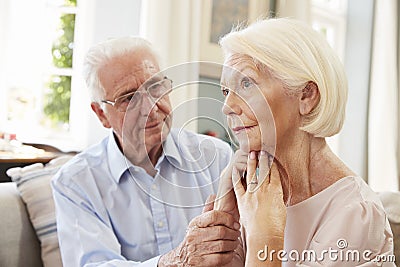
215, 18, 395, 266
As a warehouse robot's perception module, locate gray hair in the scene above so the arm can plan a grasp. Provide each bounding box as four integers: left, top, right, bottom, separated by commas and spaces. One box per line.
83, 36, 159, 102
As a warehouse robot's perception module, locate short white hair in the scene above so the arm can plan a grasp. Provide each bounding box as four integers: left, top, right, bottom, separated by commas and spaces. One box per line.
83, 36, 159, 102
219, 18, 348, 137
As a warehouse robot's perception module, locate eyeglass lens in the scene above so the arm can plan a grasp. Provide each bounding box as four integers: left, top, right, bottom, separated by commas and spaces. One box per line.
116, 78, 171, 111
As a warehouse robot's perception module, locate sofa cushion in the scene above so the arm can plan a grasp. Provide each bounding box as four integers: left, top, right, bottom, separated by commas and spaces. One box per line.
0, 182, 43, 267
379, 191, 400, 265
7, 155, 73, 267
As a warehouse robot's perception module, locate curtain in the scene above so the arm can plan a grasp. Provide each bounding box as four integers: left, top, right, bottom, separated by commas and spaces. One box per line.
139, 0, 202, 132
276, 0, 311, 22
368, 0, 399, 191
398, 1, 400, 191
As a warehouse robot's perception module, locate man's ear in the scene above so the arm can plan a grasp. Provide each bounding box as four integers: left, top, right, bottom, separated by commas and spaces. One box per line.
299, 82, 320, 115
91, 102, 112, 128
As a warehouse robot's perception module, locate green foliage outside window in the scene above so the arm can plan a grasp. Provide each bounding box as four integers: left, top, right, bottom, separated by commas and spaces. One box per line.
64, 0, 77, 7
43, 10, 76, 125
51, 13, 75, 68
44, 75, 72, 123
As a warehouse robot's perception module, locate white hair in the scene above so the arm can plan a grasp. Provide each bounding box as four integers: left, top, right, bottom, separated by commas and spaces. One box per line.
83, 36, 159, 102
219, 18, 348, 137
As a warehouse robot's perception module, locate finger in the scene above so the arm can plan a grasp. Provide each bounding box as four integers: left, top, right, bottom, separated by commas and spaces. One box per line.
246, 151, 258, 191
233, 149, 248, 175
214, 193, 236, 213
246, 151, 257, 184
185, 251, 235, 267
215, 166, 233, 198
270, 162, 283, 193
202, 194, 216, 213
232, 167, 245, 197
258, 151, 271, 185
234, 149, 248, 161
235, 162, 247, 177
189, 210, 240, 230
195, 239, 239, 255
186, 225, 240, 242
214, 167, 236, 212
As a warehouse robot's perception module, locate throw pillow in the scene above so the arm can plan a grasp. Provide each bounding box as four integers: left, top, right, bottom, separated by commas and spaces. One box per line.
7, 155, 73, 267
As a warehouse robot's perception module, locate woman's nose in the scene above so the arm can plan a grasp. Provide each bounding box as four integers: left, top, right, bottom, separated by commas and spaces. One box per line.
222, 92, 241, 116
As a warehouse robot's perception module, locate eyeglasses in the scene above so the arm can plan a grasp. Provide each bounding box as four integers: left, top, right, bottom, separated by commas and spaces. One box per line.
101, 76, 172, 112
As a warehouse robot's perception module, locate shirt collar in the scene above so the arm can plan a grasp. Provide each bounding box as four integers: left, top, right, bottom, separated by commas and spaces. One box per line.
107, 130, 132, 183
107, 130, 183, 183
159, 132, 183, 168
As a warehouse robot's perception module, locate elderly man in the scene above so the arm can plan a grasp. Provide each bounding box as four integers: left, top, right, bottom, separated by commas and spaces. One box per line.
51, 37, 238, 266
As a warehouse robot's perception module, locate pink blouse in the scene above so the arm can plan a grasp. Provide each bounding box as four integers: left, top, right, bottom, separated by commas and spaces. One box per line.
283, 176, 395, 266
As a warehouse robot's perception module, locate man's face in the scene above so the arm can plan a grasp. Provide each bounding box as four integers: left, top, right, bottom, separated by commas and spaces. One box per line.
96, 48, 173, 156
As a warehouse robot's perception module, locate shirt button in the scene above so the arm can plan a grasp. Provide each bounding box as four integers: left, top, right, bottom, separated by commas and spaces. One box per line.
158, 221, 164, 228
151, 184, 157, 190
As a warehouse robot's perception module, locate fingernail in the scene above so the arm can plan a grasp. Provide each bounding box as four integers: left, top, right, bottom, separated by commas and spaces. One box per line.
260, 150, 266, 156
234, 222, 240, 230
249, 151, 256, 159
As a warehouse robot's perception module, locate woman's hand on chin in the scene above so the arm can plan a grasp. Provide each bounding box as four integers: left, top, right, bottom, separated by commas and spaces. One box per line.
233, 150, 286, 266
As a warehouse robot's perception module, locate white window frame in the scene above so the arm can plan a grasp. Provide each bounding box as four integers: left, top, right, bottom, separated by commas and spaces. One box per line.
311, 0, 347, 61
311, 0, 348, 154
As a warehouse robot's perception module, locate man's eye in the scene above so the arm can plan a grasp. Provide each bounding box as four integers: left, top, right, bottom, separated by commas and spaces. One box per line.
124, 93, 135, 102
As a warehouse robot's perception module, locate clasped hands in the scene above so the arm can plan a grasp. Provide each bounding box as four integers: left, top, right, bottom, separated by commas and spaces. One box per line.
158, 196, 241, 267
158, 150, 286, 267
215, 150, 287, 266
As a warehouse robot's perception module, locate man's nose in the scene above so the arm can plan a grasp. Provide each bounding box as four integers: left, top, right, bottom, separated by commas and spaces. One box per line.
139, 92, 158, 116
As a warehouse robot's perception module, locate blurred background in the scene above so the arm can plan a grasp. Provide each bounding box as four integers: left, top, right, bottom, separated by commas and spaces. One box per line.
0, 0, 398, 191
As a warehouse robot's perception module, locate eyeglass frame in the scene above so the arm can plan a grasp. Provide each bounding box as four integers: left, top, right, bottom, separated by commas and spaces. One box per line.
101, 76, 172, 112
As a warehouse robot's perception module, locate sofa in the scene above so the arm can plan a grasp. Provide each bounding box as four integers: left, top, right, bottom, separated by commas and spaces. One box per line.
0, 156, 399, 266
0, 182, 43, 267
0, 156, 73, 267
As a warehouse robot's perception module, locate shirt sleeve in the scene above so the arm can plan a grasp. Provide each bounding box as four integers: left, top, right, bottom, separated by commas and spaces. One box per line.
298, 200, 395, 267
52, 173, 161, 267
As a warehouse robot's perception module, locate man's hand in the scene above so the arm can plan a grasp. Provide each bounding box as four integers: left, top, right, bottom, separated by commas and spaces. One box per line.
158, 210, 240, 267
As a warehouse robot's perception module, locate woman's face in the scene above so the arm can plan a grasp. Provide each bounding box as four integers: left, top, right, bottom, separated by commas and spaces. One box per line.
221, 55, 300, 154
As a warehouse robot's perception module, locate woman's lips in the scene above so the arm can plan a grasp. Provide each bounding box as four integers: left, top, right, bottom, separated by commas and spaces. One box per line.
232, 125, 256, 134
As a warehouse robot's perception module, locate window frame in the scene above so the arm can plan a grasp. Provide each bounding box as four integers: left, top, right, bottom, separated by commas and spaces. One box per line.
310, 0, 348, 154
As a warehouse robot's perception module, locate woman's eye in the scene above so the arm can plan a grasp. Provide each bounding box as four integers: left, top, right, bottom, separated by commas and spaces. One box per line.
241, 78, 253, 89
221, 87, 229, 97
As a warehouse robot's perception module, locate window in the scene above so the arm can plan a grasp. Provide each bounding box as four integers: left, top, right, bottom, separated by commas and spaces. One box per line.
311, 0, 347, 61
44, 0, 77, 129
311, 0, 348, 153
0, 0, 78, 150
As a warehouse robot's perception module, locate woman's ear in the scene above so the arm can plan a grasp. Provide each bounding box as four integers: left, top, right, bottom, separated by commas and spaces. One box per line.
299, 82, 320, 115
91, 102, 112, 128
